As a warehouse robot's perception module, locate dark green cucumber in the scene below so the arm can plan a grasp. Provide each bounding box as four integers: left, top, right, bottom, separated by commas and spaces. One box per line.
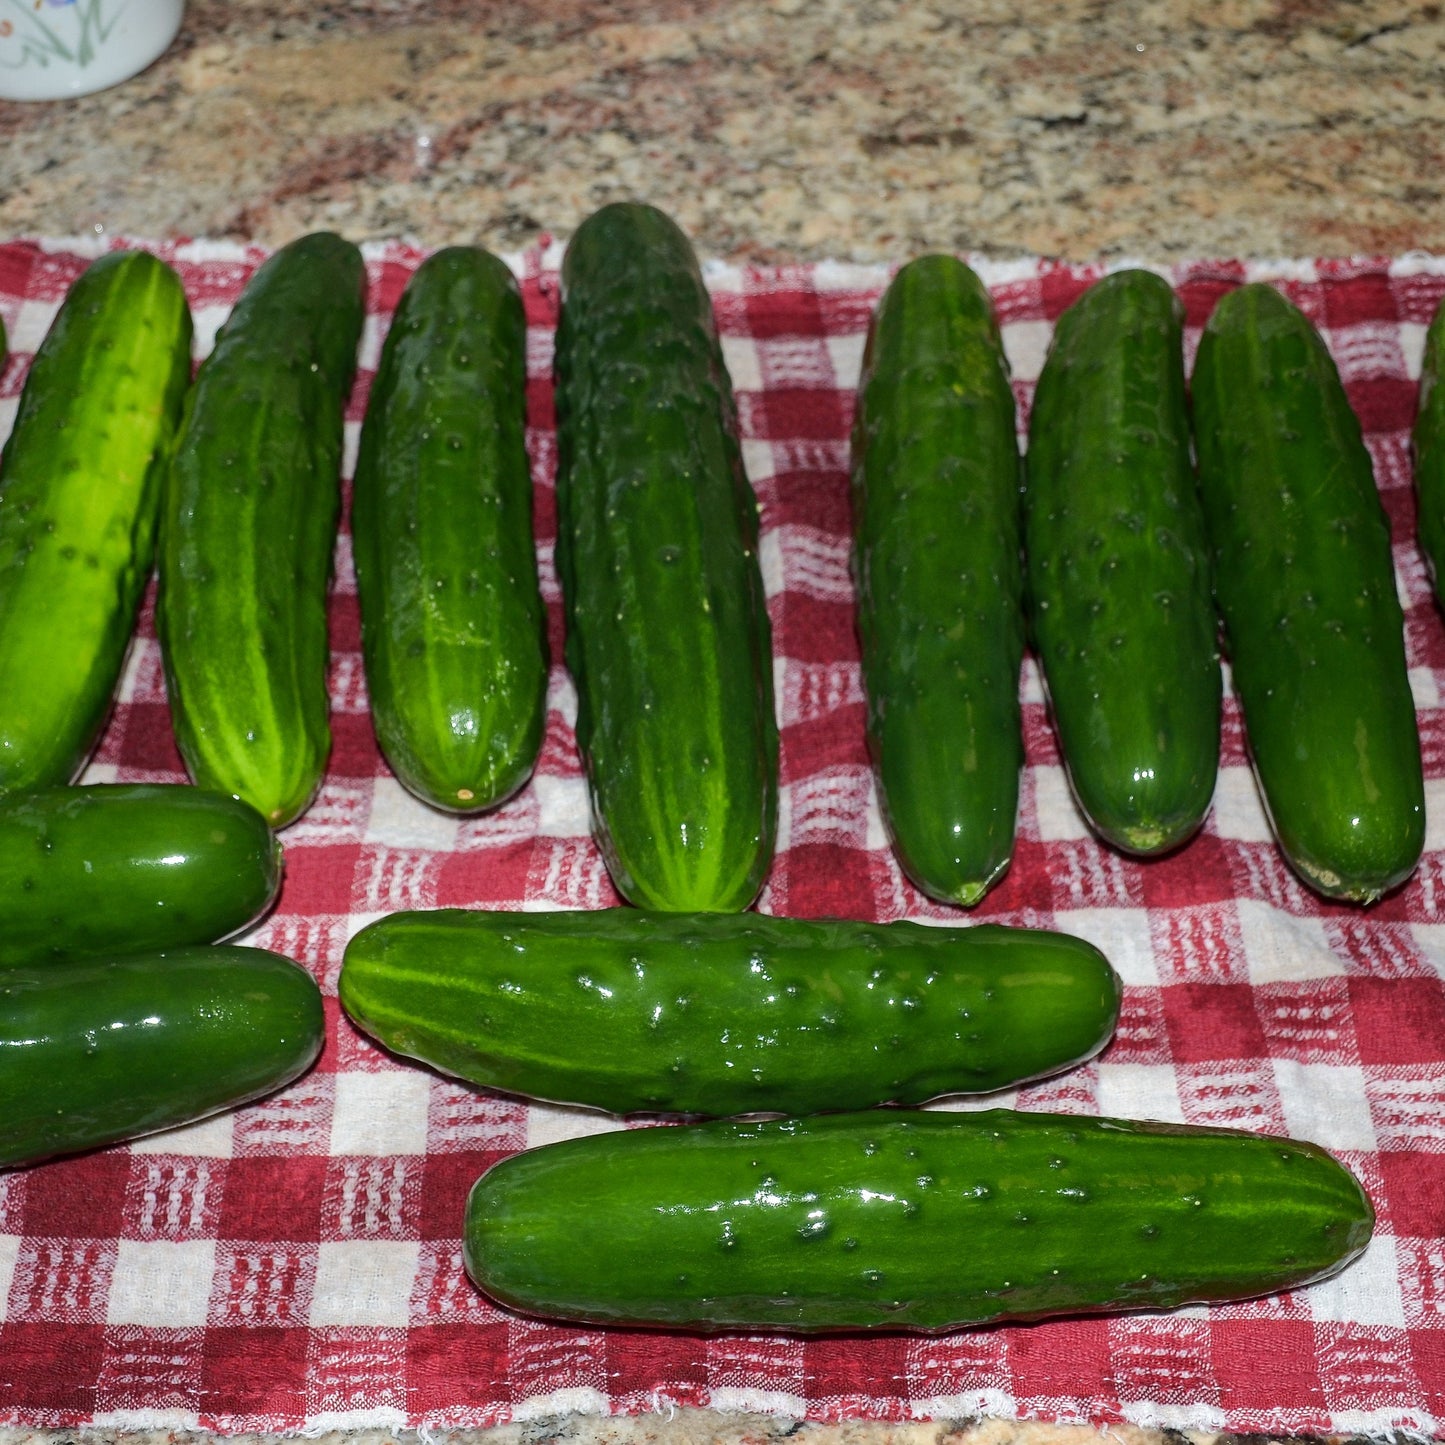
0, 945, 324, 1168
340, 907, 1120, 1117
0, 250, 192, 794
1414, 294, 1445, 600
465, 1108, 1374, 1332
850, 256, 1024, 905
158, 232, 366, 828
1025, 269, 1221, 854
0, 784, 281, 967
554, 203, 778, 911
353, 246, 547, 813
1192, 283, 1424, 902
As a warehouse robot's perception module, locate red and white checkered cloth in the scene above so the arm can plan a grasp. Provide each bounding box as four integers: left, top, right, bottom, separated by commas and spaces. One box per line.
1, 237, 1443, 1437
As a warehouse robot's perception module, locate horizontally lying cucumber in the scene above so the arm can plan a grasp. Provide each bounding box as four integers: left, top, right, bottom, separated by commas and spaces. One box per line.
554, 202, 778, 911
0, 250, 192, 796
1026, 269, 1220, 854
158, 232, 366, 827
1192, 282, 1424, 902
1415, 294, 1445, 602
464, 1109, 1374, 1331
0, 784, 281, 967
353, 246, 548, 813
851, 255, 1024, 905
340, 907, 1121, 1117
0, 945, 324, 1168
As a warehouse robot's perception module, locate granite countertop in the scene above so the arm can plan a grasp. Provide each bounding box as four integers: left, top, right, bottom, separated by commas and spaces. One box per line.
0, 5, 1440, 1444
1, 0, 1442, 261
0, 1417, 1226, 1445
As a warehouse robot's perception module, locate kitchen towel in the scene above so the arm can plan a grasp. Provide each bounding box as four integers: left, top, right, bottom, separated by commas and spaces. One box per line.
0, 238, 1442, 1439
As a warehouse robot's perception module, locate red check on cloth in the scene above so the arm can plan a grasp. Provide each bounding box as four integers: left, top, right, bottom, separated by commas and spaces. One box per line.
0, 238, 1443, 1437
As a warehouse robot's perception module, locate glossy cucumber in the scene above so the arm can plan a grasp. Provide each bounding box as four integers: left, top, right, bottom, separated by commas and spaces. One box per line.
353, 247, 547, 813
0, 784, 281, 967
1025, 269, 1221, 854
340, 907, 1120, 1117
850, 256, 1024, 905
158, 232, 366, 828
465, 1108, 1374, 1332
1414, 294, 1445, 601
554, 202, 778, 911
0, 250, 192, 794
0, 945, 324, 1168
1192, 283, 1424, 901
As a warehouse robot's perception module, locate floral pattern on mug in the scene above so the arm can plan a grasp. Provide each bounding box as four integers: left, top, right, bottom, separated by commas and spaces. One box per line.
2, 0, 120, 70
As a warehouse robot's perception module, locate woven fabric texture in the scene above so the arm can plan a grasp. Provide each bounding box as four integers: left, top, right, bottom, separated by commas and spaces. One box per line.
0, 239, 1442, 1437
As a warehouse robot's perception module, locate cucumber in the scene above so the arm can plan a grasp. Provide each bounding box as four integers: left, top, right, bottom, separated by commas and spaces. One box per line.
1025, 269, 1221, 854
554, 202, 778, 911
340, 907, 1121, 1117
0, 783, 281, 967
1414, 294, 1445, 600
0, 945, 324, 1168
352, 246, 547, 813
1192, 282, 1424, 902
464, 1108, 1374, 1332
0, 250, 192, 795
157, 232, 366, 828
850, 256, 1024, 905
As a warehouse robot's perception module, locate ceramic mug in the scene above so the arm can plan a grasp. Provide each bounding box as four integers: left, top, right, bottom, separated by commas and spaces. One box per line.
0, 0, 184, 101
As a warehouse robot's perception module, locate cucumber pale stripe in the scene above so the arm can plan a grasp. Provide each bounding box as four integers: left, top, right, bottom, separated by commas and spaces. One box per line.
339, 908, 1122, 1118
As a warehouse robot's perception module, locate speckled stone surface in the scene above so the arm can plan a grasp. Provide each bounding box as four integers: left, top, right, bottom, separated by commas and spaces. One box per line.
0, 0, 1442, 261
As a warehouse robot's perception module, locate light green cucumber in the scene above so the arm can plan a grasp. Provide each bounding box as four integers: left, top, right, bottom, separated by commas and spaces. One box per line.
0, 251, 192, 794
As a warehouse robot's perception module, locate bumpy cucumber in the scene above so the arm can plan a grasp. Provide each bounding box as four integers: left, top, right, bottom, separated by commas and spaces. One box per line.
1192, 283, 1424, 901
465, 1108, 1374, 1332
554, 203, 778, 911
1026, 269, 1220, 854
1414, 295, 1445, 600
0, 945, 324, 1168
0, 250, 192, 794
0, 784, 281, 967
158, 232, 366, 827
353, 247, 547, 812
341, 908, 1121, 1117
850, 256, 1024, 905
